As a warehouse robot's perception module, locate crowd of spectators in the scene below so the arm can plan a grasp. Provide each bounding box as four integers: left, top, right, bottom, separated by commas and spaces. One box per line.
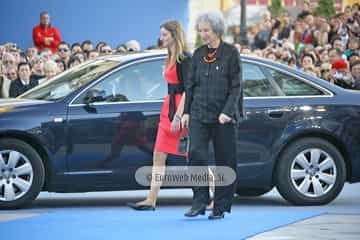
241, 2, 360, 90
0, 38, 144, 98
1, 3, 360, 99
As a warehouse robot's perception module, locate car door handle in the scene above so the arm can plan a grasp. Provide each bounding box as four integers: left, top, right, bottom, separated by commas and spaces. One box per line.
53, 117, 64, 123
267, 110, 284, 118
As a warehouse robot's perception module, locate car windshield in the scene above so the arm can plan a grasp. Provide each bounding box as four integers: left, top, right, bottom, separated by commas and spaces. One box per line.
20, 59, 119, 101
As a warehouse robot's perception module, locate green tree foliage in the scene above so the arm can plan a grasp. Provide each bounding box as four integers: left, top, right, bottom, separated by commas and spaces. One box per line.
268, 0, 286, 17
316, 0, 336, 18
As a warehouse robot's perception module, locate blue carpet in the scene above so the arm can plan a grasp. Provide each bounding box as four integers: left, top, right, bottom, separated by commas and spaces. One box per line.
0, 209, 324, 240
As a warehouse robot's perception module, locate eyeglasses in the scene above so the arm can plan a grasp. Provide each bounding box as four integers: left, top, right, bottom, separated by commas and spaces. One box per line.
3, 60, 15, 65
101, 49, 112, 54
58, 48, 69, 52
7, 72, 17, 77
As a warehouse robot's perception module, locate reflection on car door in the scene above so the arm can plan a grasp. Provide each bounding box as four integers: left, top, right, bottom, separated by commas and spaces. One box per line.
236, 62, 294, 183
65, 58, 167, 188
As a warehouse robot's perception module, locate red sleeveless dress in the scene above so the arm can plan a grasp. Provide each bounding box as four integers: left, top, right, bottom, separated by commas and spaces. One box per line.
154, 63, 187, 156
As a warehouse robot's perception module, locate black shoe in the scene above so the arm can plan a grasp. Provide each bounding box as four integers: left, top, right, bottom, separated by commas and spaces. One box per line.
184, 205, 206, 217
127, 202, 155, 211
208, 210, 225, 220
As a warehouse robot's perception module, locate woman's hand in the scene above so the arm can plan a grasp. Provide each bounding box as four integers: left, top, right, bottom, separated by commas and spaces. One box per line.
218, 113, 232, 124
170, 115, 181, 133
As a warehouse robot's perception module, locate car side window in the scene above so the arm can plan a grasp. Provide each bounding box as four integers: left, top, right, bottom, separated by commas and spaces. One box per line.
267, 68, 325, 96
76, 59, 167, 103
242, 63, 279, 97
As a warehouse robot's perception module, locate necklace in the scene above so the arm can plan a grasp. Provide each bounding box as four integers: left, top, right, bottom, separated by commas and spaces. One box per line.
203, 47, 218, 63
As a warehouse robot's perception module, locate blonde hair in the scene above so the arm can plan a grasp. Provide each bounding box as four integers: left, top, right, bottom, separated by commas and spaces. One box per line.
160, 20, 187, 66
44, 60, 58, 72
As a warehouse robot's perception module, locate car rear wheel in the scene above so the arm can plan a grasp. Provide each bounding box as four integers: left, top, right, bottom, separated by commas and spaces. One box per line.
0, 138, 45, 209
275, 137, 346, 205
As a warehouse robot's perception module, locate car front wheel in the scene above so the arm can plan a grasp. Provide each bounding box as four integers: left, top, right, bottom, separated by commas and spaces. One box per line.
275, 137, 346, 205
0, 138, 45, 209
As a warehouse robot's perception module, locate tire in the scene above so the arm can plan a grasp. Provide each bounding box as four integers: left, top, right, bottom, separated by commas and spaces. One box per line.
275, 137, 346, 205
236, 187, 272, 197
0, 138, 45, 209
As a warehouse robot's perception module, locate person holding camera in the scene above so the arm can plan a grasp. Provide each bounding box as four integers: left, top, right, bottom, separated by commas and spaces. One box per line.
127, 20, 191, 211
331, 59, 355, 89
301, 54, 320, 77
279, 46, 297, 67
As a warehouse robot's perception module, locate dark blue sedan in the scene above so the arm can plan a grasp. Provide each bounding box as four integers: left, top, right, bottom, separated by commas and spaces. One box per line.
0, 52, 359, 209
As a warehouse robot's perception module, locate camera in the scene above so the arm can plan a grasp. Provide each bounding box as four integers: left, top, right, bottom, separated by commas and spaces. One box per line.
333, 71, 354, 87
333, 71, 343, 80
272, 39, 283, 47
347, 17, 355, 24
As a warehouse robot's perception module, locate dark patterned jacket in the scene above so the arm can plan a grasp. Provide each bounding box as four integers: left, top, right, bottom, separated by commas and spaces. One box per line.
184, 41, 243, 123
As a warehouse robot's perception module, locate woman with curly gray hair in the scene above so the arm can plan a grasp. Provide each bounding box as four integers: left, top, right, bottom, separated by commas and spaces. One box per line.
182, 11, 243, 220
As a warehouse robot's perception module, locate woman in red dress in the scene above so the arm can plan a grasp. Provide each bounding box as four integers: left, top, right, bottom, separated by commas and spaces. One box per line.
128, 20, 190, 211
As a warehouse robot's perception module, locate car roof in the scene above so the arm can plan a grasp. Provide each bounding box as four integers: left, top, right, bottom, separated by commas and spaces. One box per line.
106, 50, 168, 62
239, 55, 346, 94
100, 51, 348, 95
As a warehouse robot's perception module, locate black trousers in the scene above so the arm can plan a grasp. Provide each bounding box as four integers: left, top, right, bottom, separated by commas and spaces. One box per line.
188, 118, 238, 213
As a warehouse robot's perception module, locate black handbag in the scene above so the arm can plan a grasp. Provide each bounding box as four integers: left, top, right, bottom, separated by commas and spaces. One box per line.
178, 129, 189, 154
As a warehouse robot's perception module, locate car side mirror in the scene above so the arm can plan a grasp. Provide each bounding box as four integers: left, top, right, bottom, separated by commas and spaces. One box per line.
83, 88, 106, 105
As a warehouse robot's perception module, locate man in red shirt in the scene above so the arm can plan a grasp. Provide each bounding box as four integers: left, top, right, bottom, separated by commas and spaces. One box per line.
32, 12, 61, 53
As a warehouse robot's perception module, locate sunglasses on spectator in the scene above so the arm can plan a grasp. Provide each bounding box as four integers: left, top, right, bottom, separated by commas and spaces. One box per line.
58, 48, 69, 52
101, 49, 112, 54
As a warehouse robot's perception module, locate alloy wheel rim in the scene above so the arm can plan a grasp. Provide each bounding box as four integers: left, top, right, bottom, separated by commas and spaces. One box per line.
0, 150, 34, 201
290, 148, 337, 198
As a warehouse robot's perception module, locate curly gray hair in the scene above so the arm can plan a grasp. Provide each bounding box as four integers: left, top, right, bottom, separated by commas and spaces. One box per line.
195, 11, 226, 38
